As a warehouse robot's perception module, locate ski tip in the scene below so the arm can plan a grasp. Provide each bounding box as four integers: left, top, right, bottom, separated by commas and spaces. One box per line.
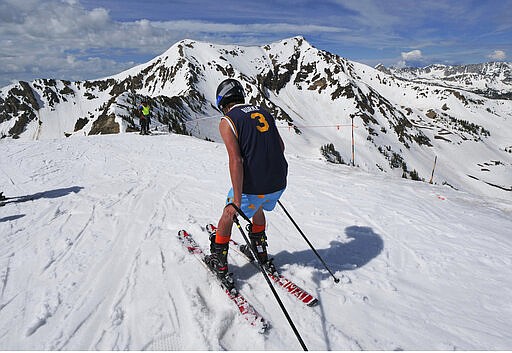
178, 229, 189, 237
307, 298, 319, 307
259, 321, 271, 334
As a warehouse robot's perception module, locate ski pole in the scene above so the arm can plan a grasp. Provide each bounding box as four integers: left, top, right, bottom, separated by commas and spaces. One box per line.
229, 203, 308, 351
277, 200, 340, 283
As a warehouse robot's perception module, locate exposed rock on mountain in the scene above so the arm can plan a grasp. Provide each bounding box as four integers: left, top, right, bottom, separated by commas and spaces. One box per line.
1, 37, 511, 199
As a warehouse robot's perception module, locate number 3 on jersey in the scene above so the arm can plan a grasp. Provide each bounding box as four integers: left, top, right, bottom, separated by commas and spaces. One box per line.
251, 112, 269, 133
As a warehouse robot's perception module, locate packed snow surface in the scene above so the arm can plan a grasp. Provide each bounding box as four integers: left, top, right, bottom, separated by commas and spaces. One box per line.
1, 132, 511, 350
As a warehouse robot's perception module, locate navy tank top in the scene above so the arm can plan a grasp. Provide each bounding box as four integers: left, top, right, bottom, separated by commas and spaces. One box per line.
223, 104, 288, 194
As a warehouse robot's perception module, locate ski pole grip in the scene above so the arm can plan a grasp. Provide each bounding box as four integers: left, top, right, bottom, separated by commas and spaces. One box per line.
227, 202, 251, 223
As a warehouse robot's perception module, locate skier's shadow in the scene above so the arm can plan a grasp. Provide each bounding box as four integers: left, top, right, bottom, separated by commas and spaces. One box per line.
233, 225, 383, 281
0, 214, 25, 223
0, 186, 83, 206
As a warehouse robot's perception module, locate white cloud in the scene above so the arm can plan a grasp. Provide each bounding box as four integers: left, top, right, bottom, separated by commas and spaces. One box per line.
0, 0, 175, 85
0, 0, 350, 86
154, 20, 344, 36
401, 49, 423, 61
487, 50, 506, 61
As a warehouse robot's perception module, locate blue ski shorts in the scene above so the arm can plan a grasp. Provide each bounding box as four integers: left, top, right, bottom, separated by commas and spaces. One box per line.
226, 188, 285, 219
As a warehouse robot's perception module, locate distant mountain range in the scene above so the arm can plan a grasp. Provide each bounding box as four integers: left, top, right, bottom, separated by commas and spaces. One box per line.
1, 36, 511, 199
376, 62, 512, 100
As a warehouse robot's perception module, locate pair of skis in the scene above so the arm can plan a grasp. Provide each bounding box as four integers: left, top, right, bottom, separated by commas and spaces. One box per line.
176, 227, 318, 333
211, 226, 318, 307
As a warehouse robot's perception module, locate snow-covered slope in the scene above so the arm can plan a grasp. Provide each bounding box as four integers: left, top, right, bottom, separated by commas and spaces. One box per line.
1, 133, 511, 350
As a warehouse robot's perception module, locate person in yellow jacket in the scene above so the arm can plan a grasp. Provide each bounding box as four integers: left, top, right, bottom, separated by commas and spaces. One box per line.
138, 101, 151, 135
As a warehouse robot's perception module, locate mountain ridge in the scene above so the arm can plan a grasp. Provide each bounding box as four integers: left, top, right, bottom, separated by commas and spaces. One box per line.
1, 37, 511, 200
376, 61, 512, 99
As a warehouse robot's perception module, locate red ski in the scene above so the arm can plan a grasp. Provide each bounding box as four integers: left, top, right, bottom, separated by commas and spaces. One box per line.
177, 230, 269, 333
205, 224, 319, 307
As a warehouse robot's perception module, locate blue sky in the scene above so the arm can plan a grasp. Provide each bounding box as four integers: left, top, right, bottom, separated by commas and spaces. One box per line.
0, 0, 511, 87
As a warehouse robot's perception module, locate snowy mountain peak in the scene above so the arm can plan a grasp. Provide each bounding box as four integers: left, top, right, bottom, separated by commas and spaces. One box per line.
1, 38, 511, 200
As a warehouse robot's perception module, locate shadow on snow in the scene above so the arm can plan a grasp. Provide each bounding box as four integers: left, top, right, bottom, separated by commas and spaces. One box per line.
233, 225, 384, 282
0, 186, 83, 207
0, 214, 26, 223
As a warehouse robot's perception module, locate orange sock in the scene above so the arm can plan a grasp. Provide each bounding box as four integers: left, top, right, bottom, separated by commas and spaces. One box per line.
252, 223, 265, 233
215, 232, 231, 244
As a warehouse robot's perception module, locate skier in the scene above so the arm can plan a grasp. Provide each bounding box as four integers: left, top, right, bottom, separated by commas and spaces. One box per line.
138, 101, 151, 135
205, 78, 288, 282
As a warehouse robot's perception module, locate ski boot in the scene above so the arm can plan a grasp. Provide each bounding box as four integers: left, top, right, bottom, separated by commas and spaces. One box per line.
240, 225, 279, 276
204, 242, 235, 292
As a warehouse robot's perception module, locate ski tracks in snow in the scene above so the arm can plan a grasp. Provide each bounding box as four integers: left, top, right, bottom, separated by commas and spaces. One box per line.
2, 135, 511, 350
0, 136, 196, 349
290, 162, 512, 350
